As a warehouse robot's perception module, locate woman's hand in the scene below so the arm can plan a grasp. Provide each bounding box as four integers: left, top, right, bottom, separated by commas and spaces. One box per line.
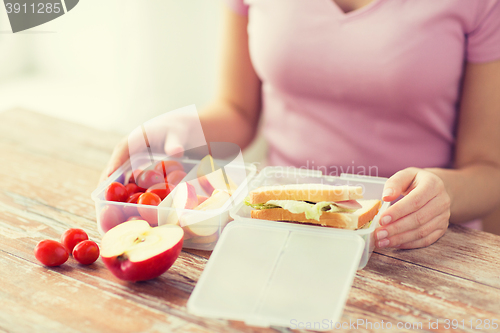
98, 106, 206, 184
375, 167, 451, 249
99, 136, 130, 183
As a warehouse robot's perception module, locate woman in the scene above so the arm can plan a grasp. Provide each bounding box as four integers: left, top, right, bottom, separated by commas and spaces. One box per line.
102, 0, 500, 249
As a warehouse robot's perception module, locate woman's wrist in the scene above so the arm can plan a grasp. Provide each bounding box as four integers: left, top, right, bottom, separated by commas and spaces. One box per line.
424, 164, 500, 223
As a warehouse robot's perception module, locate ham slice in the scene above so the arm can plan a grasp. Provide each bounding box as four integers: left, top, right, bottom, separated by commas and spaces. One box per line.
333, 200, 362, 210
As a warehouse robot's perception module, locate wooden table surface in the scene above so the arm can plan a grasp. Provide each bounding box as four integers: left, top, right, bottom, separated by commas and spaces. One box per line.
1, 109, 500, 333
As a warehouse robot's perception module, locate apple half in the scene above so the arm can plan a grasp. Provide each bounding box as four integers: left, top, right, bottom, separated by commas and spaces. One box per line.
100, 220, 183, 282
197, 155, 238, 196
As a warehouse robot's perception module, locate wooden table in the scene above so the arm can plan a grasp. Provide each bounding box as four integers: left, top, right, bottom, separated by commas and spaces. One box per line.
1, 109, 500, 333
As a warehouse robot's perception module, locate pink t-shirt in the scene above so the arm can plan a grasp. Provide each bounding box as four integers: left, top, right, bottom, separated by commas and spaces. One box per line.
224, 0, 500, 180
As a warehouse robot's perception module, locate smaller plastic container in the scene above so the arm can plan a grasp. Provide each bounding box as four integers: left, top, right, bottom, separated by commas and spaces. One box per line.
91, 153, 256, 251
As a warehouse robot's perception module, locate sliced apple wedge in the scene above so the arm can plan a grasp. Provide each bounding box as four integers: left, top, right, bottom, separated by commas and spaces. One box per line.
197, 155, 238, 196
197, 195, 209, 206
172, 182, 198, 210
100, 220, 183, 282
166, 182, 198, 225
190, 233, 219, 244
193, 189, 231, 211
182, 190, 232, 237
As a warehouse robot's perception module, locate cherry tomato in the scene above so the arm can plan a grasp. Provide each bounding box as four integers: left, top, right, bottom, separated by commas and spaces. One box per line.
99, 205, 125, 233
127, 192, 143, 204
60, 228, 88, 253
146, 183, 173, 200
127, 169, 143, 185
125, 183, 143, 196
166, 170, 187, 186
137, 192, 161, 206
34, 240, 69, 267
136, 170, 164, 189
123, 192, 143, 217
165, 178, 176, 190
137, 192, 161, 227
154, 160, 184, 178
73, 240, 100, 265
105, 182, 128, 202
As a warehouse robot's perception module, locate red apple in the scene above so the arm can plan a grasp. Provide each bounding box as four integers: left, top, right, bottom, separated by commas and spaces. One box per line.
100, 220, 184, 282
196, 155, 238, 196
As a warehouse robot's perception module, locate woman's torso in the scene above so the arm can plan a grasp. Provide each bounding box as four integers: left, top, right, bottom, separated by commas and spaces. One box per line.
234, 0, 500, 177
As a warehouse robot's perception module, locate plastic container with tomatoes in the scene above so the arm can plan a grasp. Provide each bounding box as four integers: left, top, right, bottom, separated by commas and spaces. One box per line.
91, 153, 256, 251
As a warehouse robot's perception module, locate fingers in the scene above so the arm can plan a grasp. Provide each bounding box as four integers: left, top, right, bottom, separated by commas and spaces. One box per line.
376, 209, 450, 248
99, 110, 194, 186
164, 131, 185, 157
99, 168, 110, 185
382, 168, 419, 202
397, 229, 447, 250
376, 194, 448, 244
379, 170, 441, 226
375, 168, 451, 249
99, 138, 130, 184
99, 121, 187, 186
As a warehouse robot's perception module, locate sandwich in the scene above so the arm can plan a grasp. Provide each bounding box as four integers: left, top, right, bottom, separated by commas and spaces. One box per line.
244, 184, 381, 230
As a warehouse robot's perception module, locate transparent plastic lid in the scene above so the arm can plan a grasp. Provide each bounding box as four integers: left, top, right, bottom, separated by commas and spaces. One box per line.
187, 219, 365, 330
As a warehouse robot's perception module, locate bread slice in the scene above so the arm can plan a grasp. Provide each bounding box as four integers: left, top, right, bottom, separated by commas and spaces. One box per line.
250, 199, 381, 230
248, 184, 363, 204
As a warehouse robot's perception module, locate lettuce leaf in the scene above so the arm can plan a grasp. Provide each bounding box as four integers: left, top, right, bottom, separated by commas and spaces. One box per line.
244, 197, 356, 221
244, 197, 281, 210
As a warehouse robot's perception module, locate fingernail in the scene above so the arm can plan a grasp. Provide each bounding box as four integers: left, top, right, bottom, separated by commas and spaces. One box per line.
380, 215, 392, 225
378, 239, 390, 248
376, 229, 388, 240
382, 188, 394, 199
106, 165, 114, 177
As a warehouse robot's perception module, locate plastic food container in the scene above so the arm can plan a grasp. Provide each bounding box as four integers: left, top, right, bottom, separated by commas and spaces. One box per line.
231, 167, 390, 269
187, 166, 390, 329
91, 153, 256, 251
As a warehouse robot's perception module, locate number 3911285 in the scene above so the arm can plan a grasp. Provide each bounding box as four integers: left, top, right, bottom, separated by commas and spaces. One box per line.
5, 3, 62, 14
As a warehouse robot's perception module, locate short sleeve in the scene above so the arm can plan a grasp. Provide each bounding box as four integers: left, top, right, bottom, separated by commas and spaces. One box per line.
221, 0, 249, 16
466, 0, 500, 63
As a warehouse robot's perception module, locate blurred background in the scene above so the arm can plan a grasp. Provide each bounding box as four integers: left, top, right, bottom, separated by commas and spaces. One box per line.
0, 0, 266, 162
